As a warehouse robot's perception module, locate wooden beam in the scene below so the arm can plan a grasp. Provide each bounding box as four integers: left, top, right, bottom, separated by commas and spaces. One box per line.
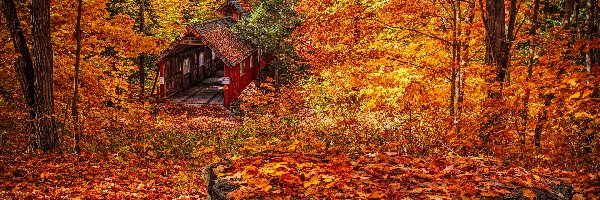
179, 37, 203, 45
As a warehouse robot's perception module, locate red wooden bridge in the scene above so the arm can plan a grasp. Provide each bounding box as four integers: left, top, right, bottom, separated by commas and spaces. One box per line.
153, 0, 267, 106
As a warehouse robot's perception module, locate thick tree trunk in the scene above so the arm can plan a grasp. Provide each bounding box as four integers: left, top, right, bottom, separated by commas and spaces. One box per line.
30, 0, 58, 151
480, 0, 519, 152
352, 0, 361, 45
72, 0, 83, 154
484, 0, 509, 98
1, 0, 36, 123
572, 0, 581, 41
481, 0, 511, 149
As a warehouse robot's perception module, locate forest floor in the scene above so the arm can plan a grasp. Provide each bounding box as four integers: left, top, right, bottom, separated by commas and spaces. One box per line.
1, 151, 598, 199
1, 105, 599, 199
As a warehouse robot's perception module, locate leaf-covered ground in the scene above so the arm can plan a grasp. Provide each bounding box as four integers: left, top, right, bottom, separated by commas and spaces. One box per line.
219, 152, 599, 199
1, 105, 598, 199
1, 151, 598, 199
0, 153, 207, 199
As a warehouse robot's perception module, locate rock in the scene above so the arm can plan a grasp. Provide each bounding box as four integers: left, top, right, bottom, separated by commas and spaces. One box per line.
202, 163, 238, 200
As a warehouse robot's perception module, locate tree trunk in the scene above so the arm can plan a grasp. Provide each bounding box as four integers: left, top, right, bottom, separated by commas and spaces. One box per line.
481, 0, 511, 148
274, 67, 280, 89
1, 0, 36, 126
564, 0, 574, 29
72, 0, 83, 154
456, 3, 475, 136
572, 0, 580, 41
30, 0, 58, 151
138, 0, 146, 98
585, 0, 598, 72
352, 0, 361, 45
484, 0, 509, 99
451, 0, 462, 134
522, 0, 541, 144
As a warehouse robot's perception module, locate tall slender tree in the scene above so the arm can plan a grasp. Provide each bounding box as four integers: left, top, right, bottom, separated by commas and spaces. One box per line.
138, 0, 146, 98
584, 0, 598, 72
1, 0, 36, 128
521, 0, 541, 144
72, 0, 84, 153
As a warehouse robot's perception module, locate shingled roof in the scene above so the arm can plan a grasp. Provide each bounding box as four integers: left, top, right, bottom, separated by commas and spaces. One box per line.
217, 0, 250, 15
190, 18, 254, 66
154, 17, 255, 67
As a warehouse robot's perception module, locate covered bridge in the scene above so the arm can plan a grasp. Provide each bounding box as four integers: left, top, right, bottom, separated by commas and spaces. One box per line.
154, 0, 267, 106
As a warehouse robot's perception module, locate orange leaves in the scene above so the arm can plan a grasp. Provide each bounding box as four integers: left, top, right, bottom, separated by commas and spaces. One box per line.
214, 152, 583, 199
250, 177, 272, 192
0, 153, 208, 199
523, 189, 536, 200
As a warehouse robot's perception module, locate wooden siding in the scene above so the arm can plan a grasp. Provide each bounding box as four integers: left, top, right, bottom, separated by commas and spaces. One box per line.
223, 50, 261, 106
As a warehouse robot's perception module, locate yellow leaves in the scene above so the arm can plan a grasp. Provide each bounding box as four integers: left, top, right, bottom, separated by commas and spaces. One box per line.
303, 175, 320, 188
288, 139, 300, 151
522, 189, 536, 200
191, 146, 216, 158
252, 178, 272, 192
570, 90, 595, 101
570, 92, 581, 99
574, 112, 594, 120
567, 78, 578, 87
573, 194, 586, 200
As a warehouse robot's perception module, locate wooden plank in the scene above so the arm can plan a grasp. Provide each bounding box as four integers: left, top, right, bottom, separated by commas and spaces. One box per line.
209, 92, 224, 105
179, 37, 203, 45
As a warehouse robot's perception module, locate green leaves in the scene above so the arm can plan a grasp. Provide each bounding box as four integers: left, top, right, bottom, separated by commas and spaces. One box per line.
233, 0, 304, 80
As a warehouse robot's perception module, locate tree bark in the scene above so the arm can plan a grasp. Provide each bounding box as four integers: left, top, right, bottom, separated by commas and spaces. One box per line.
456, 3, 475, 136
138, 0, 146, 98
584, 0, 598, 72
480, 0, 519, 151
451, 0, 462, 135
72, 0, 83, 154
352, 0, 361, 45
30, 0, 58, 151
1, 0, 36, 124
564, 0, 574, 29
484, 0, 509, 99
481, 0, 511, 148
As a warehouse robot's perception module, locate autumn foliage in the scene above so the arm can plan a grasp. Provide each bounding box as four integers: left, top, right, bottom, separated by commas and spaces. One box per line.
0, 0, 599, 199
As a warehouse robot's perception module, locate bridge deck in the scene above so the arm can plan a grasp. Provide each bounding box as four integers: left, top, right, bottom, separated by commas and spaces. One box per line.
170, 72, 224, 105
